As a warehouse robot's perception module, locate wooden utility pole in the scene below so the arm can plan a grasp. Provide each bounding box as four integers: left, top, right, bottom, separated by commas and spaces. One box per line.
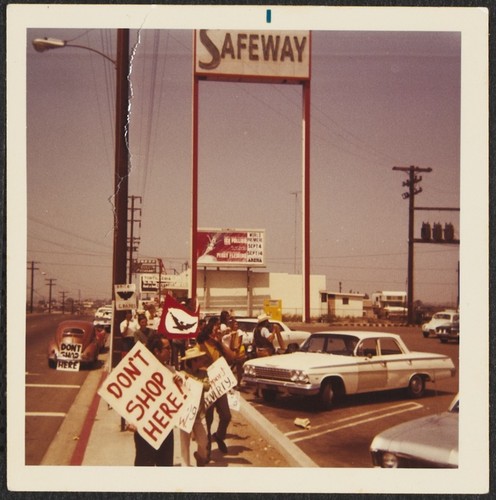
27, 261, 39, 313
45, 278, 56, 314
393, 165, 432, 324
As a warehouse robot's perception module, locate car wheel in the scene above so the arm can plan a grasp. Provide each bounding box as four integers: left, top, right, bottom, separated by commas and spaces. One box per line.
48, 359, 56, 369
318, 380, 335, 410
440, 338, 447, 343
261, 389, 277, 403
407, 374, 425, 398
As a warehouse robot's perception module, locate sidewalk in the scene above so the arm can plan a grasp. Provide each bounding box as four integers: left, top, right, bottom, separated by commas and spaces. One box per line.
41, 352, 318, 468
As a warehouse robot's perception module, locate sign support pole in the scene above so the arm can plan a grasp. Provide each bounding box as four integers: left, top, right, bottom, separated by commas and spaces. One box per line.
303, 80, 311, 322
191, 74, 199, 302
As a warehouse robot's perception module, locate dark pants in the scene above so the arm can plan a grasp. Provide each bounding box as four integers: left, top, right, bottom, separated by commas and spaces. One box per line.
205, 393, 231, 441
134, 430, 174, 466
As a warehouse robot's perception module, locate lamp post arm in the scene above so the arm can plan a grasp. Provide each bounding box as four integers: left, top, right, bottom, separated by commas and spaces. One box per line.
32, 37, 116, 67
66, 43, 116, 67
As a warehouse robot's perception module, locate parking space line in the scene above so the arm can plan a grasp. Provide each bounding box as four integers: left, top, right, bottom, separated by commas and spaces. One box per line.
26, 412, 66, 417
26, 384, 81, 389
289, 402, 423, 443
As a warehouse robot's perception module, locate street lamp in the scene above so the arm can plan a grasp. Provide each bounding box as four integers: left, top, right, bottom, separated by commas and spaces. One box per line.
32, 37, 116, 66
33, 30, 130, 366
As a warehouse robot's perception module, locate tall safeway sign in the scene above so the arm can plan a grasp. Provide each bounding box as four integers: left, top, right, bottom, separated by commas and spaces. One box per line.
191, 29, 312, 321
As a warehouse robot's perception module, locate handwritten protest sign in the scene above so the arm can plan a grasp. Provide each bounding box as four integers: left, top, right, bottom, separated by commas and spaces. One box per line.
98, 342, 190, 450
204, 357, 238, 409
177, 377, 203, 434
57, 342, 82, 371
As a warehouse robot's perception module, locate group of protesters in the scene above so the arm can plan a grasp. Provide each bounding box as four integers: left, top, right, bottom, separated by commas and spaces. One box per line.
121, 306, 254, 467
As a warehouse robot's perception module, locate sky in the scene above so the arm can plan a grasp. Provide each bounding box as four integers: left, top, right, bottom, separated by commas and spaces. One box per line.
25, 27, 462, 306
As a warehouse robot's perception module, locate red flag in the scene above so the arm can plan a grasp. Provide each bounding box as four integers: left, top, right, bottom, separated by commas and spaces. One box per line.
157, 295, 200, 339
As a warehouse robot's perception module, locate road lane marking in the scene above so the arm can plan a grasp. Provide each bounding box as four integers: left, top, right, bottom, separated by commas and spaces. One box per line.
26, 384, 81, 389
26, 412, 66, 417
285, 401, 422, 437
288, 402, 424, 443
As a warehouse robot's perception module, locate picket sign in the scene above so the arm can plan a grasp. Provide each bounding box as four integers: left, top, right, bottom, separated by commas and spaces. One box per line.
204, 356, 238, 409
57, 342, 82, 371
227, 389, 241, 412
98, 341, 191, 450
177, 377, 203, 434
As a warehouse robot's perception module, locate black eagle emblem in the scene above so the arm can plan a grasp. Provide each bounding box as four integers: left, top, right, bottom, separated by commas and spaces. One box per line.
117, 291, 134, 300
170, 311, 196, 331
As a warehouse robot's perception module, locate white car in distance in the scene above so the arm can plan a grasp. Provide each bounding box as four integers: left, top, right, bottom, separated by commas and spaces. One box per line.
235, 318, 311, 351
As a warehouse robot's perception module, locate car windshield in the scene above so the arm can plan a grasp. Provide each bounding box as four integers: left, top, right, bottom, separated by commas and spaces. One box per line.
434, 313, 451, 320
300, 334, 359, 355
237, 321, 255, 332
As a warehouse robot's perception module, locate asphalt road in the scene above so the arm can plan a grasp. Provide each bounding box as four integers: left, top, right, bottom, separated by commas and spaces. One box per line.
241, 324, 459, 467
25, 313, 97, 465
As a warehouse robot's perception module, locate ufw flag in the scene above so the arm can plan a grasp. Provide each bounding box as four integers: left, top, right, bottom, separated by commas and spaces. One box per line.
158, 295, 200, 339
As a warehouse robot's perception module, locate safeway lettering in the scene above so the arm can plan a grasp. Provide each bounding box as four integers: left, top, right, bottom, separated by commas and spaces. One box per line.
199, 30, 308, 70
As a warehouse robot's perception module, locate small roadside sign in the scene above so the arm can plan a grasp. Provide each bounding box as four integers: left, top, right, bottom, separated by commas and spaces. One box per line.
114, 283, 137, 311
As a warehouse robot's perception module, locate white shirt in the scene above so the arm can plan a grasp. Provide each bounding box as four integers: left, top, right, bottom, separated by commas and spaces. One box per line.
120, 318, 137, 338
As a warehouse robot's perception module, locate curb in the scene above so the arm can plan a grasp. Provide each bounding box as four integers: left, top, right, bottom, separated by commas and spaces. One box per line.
239, 396, 318, 468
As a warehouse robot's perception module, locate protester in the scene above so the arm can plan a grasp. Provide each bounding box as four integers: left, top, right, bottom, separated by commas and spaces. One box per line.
196, 316, 237, 456
219, 309, 231, 334
134, 314, 153, 345
119, 310, 136, 351
253, 313, 276, 356
131, 333, 175, 466
179, 347, 210, 466
224, 318, 247, 383
146, 303, 160, 330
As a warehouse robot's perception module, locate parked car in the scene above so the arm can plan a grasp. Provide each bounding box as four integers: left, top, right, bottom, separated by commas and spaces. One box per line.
235, 318, 311, 352
370, 395, 459, 468
242, 331, 456, 409
436, 321, 459, 343
94, 305, 113, 333
48, 320, 101, 369
421, 310, 459, 338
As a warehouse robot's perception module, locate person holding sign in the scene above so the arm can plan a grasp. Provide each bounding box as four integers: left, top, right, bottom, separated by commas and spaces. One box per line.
197, 316, 237, 456
179, 347, 210, 466
132, 333, 175, 466
253, 313, 276, 357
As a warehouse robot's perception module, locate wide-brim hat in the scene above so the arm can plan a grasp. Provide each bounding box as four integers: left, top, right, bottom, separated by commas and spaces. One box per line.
257, 313, 271, 323
180, 347, 206, 361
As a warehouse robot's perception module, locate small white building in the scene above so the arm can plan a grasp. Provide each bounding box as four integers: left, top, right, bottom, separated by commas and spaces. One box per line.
321, 291, 366, 319
197, 269, 326, 319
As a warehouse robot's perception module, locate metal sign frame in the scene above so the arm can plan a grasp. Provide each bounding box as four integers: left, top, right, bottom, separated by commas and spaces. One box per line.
191, 29, 312, 321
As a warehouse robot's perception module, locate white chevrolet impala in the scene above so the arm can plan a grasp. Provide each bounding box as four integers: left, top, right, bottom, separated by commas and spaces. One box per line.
242, 331, 456, 410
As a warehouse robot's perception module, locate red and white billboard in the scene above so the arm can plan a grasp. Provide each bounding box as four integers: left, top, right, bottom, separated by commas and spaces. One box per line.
196, 228, 265, 268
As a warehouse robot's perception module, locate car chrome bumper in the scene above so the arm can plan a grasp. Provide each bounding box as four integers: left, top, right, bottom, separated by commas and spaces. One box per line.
242, 376, 319, 395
